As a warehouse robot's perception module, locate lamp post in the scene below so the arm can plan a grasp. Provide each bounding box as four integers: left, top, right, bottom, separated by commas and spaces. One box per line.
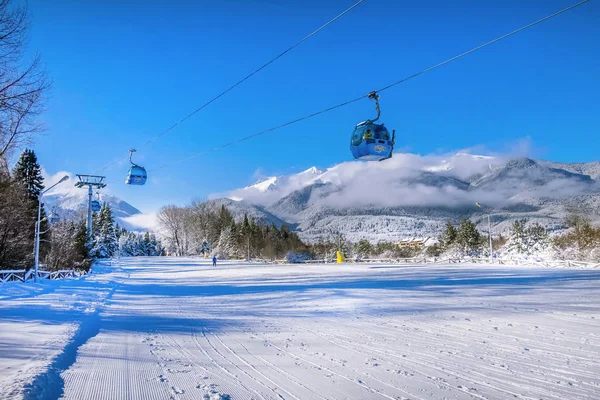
475, 202, 493, 264
33, 175, 69, 282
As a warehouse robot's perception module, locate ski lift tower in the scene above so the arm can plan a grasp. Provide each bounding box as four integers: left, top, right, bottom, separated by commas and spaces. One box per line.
75, 175, 107, 238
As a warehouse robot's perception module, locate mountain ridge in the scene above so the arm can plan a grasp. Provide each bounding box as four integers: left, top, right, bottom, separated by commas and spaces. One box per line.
211, 153, 600, 242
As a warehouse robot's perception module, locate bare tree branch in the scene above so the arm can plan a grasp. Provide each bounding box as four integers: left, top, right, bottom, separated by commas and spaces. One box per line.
0, 1, 49, 159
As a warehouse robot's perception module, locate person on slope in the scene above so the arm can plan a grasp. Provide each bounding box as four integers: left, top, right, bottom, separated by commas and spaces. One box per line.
212, 256, 217, 267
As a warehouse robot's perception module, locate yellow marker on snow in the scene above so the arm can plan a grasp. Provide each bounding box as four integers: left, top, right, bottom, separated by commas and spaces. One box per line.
336, 251, 345, 263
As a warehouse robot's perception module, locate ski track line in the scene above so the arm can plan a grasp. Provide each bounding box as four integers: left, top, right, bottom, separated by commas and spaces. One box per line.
339, 319, 600, 394
210, 332, 301, 400
316, 324, 549, 400
260, 335, 397, 400
326, 315, 597, 361
283, 318, 493, 400
141, 332, 186, 400
177, 297, 335, 400
322, 323, 527, 400
321, 315, 600, 396
230, 321, 426, 400
172, 301, 271, 399
219, 329, 335, 400
269, 323, 429, 400
201, 327, 285, 400
156, 327, 254, 400
160, 311, 268, 400
376, 312, 600, 357
267, 320, 465, 400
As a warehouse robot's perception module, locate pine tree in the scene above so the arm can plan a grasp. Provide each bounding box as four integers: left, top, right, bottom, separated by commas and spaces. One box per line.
334, 232, 349, 257
12, 149, 44, 199
12, 148, 50, 255
355, 239, 373, 258
456, 219, 483, 256
526, 223, 550, 255
506, 220, 527, 255
91, 204, 118, 258
143, 231, 152, 255
73, 220, 91, 263
506, 220, 549, 256
439, 221, 458, 249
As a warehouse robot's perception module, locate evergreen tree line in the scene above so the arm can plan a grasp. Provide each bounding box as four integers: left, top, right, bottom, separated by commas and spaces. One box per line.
157, 202, 307, 259
0, 149, 90, 270
88, 201, 165, 258
335, 216, 600, 263
116, 227, 165, 257
310, 235, 422, 261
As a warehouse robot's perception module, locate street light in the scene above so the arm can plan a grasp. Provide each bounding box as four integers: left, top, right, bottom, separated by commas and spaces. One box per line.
475, 202, 493, 264
33, 175, 69, 282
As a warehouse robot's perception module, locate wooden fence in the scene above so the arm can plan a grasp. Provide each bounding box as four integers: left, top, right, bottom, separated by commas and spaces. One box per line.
0, 268, 88, 284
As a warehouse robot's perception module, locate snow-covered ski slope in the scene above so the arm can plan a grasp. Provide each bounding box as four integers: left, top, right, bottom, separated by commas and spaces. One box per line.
2, 258, 600, 400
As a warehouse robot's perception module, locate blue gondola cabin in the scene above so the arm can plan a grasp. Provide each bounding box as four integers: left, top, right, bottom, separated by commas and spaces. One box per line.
350, 121, 393, 161
125, 165, 147, 185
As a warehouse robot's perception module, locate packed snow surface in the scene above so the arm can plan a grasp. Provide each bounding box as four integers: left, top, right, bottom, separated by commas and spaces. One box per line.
1, 258, 600, 399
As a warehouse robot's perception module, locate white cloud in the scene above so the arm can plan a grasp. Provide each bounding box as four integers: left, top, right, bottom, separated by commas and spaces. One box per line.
211, 144, 597, 213
41, 169, 76, 194
120, 212, 158, 231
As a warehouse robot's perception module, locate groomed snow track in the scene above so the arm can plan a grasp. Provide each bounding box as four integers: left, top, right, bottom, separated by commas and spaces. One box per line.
2, 258, 600, 399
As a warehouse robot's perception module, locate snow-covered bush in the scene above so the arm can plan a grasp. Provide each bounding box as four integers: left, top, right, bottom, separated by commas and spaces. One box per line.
552, 215, 600, 261
439, 219, 484, 258
503, 220, 550, 258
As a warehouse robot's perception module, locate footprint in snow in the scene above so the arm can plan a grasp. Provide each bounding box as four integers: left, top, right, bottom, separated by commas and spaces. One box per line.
203, 394, 231, 400
171, 386, 184, 395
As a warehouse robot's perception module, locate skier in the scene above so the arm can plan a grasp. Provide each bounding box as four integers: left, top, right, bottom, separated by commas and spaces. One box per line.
212, 256, 217, 267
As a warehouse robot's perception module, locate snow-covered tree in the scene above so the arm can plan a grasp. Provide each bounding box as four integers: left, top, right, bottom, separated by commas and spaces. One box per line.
157, 205, 191, 256
12, 149, 44, 199
354, 239, 373, 258
90, 204, 118, 258
456, 219, 483, 256
117, 229, 164, 257
505, 220, 527, 254
12, 148, 50, 254
0, 173, 34, 268
215, 225, 237, 259
504, 220, 550, 257
439, 221, 458, 249
44, 220, 91, 271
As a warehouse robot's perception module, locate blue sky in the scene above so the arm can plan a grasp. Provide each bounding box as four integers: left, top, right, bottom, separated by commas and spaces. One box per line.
21, 0, 599, 212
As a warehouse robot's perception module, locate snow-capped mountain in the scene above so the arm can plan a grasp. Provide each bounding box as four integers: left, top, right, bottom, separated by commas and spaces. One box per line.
41, 172, 143, 230
211, 153, 600, 242
217, 166, 324, 205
